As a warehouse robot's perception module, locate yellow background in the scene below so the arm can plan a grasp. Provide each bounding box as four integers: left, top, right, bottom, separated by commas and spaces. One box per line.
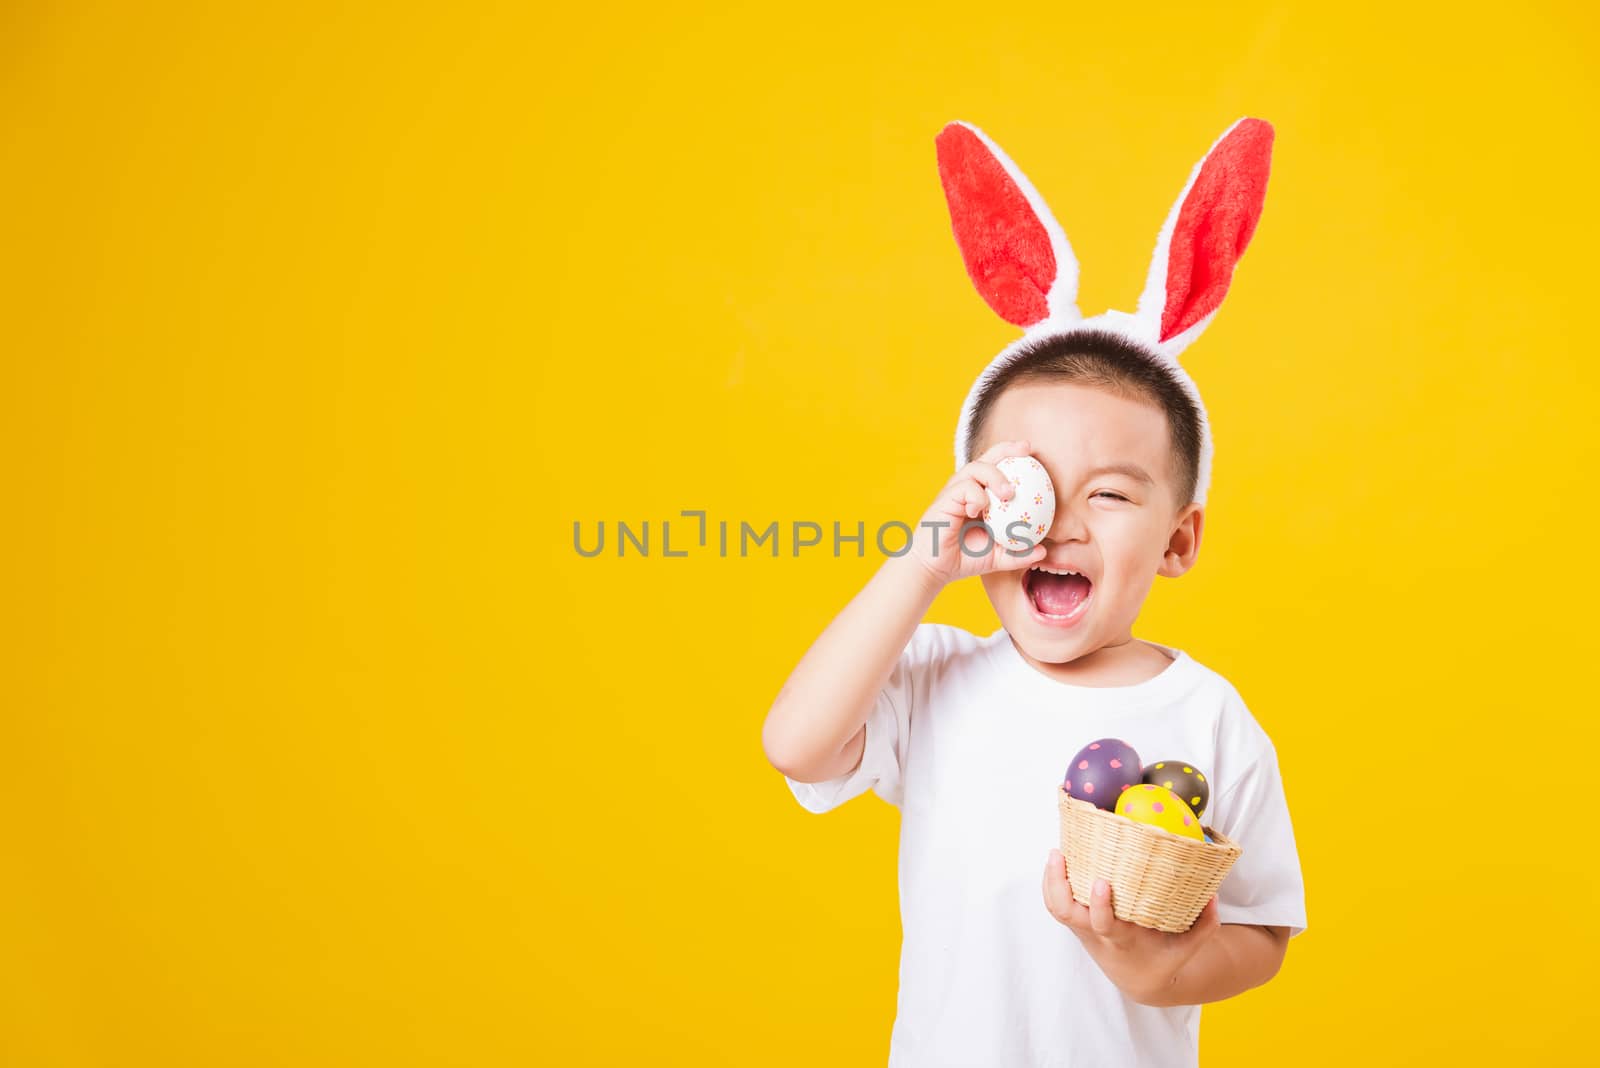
3, 2, 1595, 1064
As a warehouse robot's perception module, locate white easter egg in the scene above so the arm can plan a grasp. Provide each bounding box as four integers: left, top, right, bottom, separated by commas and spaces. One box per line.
983, 455, 1056, 552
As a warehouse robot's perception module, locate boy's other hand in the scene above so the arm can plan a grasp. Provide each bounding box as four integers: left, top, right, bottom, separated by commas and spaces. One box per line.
906, 439, 1047, 588
1042, 848, 1220, 1005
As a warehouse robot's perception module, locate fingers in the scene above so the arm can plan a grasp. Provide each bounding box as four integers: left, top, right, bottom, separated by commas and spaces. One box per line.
963, 460, 1013, 500
1088, 878, 1123, 941
936, 442, 1039, 547
939, 442, 1030, 522
942, 461, 1013, 524
1046, 857, 1132, 947
1043, 850, 1092, 930
1042, 849, 1081, 927
943, 479, 989, 519
916, 438, 1043, 583
1047, 855, 1218, 950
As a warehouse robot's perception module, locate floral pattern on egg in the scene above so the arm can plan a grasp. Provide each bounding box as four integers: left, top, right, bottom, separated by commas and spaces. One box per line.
983, 455, 1056, 552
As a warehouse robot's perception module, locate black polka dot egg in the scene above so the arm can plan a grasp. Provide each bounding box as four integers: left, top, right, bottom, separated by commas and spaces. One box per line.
1062, 738, 1142, 811
1140, 759, 1210, 820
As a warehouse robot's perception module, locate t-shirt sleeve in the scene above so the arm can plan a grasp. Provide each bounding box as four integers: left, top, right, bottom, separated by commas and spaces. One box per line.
780, 625, 926, 813
1210, 741, 1309, 939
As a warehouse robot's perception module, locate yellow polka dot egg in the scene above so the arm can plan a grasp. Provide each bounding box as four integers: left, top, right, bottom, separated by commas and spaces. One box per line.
1115, 784, 1206, 841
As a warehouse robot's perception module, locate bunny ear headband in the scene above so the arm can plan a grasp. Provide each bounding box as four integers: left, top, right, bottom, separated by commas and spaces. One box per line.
937, 117, 1275, 508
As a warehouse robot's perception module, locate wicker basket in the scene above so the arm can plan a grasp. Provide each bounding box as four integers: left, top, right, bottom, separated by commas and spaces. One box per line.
1057, 785, 1243, 933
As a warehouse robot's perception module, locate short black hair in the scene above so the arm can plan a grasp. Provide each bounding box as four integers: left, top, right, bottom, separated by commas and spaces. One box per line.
964, 329, 1203, 511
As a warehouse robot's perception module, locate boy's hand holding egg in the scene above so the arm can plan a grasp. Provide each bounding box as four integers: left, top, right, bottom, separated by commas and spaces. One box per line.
905, 440, 1048, 587
982, 454, 1056, 554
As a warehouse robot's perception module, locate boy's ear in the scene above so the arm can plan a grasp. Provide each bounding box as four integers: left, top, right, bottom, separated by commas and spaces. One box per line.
935, 121, 1082, 330
1135, 119, 1274, 359
1160, 504, 1204, 578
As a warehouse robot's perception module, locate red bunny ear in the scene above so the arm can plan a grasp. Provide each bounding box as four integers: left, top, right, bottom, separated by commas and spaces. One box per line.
1144, 118, 1274, 346
935, 122, 1078, 329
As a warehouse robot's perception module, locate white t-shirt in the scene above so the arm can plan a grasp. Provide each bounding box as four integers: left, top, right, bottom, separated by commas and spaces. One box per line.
783, 623, 1308, 1068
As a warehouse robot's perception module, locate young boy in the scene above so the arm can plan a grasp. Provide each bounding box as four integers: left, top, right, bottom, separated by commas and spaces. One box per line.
761, 120, 1307, 1067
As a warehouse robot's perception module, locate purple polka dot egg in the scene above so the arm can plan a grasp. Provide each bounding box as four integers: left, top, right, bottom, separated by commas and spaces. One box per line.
1062, 737, 1142, 811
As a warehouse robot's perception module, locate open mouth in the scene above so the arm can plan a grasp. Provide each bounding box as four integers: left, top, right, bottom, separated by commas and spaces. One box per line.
1024, 565, 1094, 626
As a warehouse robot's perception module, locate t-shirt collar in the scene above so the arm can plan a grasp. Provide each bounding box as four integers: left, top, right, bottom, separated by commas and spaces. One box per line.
982, 626, 1201, 709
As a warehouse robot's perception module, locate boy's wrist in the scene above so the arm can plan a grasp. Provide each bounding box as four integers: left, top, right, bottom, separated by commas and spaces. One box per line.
884, 550, 948, 600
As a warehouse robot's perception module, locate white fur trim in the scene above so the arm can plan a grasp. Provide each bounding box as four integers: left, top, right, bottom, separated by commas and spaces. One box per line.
953, 320, 1213, 507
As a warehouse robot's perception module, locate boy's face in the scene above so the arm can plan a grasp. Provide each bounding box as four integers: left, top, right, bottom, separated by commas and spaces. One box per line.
975, 380, 1203, 666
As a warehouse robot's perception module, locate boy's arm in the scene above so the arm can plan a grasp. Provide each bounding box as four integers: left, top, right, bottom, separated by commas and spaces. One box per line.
1141, 923, 1289, 1007
761, 554, 940, 782
761, 438, 1043, 784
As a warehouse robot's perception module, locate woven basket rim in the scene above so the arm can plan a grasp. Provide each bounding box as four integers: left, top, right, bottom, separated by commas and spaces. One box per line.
1057, 784, 1241, 856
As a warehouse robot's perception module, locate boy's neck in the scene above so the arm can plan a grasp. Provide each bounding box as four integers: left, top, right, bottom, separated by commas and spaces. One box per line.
1009, 632, 1174, 688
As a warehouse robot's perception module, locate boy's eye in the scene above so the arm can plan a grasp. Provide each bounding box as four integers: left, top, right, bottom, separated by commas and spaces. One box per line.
1093, 491, 1128, 502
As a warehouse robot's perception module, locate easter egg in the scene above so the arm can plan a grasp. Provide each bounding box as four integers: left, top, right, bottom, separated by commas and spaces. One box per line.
1203, 831, 1214, 844
983, 455, 1056, 553
1063, 738, 1142, 811
1116, 784, 1206, 841
1140, 760, 1210, 819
